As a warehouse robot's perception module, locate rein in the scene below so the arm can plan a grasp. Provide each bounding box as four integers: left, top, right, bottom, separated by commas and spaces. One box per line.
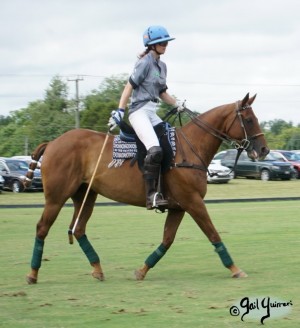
181, 102, 263, 149
164, 102, 264, 175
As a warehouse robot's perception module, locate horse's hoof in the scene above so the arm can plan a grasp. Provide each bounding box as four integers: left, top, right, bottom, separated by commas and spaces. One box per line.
26, 275, 37, 284
92, 271, 104, 281
232, 270, 248, 278
134, 270, 145, 281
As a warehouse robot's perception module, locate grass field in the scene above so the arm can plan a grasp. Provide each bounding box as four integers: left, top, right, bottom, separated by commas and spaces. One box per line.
0, 184, 299, 327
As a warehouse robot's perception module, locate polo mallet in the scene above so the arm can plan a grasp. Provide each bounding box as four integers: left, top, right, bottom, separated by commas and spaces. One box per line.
69, 131, 110, 243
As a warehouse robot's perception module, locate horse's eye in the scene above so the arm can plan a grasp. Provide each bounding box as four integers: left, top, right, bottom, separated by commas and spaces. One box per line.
245, 118, 253, 124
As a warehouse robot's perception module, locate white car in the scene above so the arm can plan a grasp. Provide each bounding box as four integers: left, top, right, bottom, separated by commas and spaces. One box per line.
212, 150, 228, 164
11, 156, 41, 168
0, 175, 4, 192
207, 160, 234, 183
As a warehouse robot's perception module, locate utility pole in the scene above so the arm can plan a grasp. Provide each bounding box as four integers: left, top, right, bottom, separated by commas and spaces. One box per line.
68, 76, 84, 128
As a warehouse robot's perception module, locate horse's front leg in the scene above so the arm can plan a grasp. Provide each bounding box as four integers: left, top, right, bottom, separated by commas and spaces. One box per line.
135, 209, 185, 280
188, 198, 247, 278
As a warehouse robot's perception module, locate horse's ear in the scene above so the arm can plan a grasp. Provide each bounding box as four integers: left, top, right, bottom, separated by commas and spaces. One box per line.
241, 93, 250, 107
248, 94, 257, 106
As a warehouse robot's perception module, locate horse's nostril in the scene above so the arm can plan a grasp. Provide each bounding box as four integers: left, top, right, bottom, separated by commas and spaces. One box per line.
262, 147, 270, 155
260, 147, 270, 158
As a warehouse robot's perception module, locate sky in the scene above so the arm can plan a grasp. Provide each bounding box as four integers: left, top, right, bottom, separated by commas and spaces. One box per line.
1, 0, 300, 125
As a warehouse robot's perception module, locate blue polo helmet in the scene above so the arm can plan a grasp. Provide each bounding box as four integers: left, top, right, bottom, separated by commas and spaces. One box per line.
143, 26, 175, 47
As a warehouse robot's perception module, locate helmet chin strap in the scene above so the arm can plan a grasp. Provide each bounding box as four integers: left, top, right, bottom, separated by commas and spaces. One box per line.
151, 45, 163, 56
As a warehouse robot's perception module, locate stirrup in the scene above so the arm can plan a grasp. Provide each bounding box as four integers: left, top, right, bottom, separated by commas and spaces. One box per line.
153, 192, 168, 208
148, 192, 168, 212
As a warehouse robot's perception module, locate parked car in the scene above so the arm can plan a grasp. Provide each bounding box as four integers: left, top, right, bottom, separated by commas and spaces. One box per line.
11, 155, 42, 169
207, 160, 234, 183
220, 149, 296, 181
0, 158, 43, 192
270, 150, 300, 179
0, 175, 4, 192
212, 150, 228, 164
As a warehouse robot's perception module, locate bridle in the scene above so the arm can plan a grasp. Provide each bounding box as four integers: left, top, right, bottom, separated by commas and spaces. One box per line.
165, 101, 264, 173
221, 101, 264, 171
226, 101, 264, 150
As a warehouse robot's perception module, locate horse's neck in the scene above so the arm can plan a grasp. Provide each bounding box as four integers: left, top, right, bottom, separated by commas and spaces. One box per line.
179, 104, 232, 163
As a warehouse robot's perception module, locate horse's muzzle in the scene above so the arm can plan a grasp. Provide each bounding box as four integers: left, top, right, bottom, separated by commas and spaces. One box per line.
247, 146, 269, 160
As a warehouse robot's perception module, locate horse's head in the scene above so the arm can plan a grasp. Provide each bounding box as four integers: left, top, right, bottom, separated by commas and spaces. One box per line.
225, 93, 269, 160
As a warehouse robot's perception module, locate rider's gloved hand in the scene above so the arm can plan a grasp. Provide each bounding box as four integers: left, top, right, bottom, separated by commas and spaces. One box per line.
108, 108, 125, 131
175, 100, 186, 112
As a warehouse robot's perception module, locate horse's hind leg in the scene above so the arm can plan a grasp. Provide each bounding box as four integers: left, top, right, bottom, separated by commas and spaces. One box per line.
135, 209, 185, 280
26, 202, 63, 284
70, 186, 104, 281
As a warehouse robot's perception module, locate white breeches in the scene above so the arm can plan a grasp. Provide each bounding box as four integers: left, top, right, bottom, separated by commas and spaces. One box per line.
129, 101, 162, 150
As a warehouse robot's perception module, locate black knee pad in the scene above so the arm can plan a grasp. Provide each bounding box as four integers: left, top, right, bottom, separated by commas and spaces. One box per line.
145, 146, 163, 165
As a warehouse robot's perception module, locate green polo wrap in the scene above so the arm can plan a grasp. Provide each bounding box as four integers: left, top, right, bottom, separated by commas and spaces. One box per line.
145, 243, 167, 268
77, 234, 100, 264
213, 242, 234, 267
31, 237, 44, 269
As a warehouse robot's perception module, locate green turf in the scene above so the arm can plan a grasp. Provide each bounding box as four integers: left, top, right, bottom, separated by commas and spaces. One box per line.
0, 201, 299, 327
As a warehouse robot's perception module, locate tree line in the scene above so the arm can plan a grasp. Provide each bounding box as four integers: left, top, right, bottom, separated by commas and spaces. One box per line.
0, 75, 300, 157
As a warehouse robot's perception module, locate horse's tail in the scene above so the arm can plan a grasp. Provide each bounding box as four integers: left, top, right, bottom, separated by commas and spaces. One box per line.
23, 142, 48, 188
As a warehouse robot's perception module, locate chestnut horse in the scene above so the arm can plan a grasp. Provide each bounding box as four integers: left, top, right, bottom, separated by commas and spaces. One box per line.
26, 93, 269, 284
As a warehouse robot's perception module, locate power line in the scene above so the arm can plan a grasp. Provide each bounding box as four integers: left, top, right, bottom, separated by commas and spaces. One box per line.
0, 73, 299, 87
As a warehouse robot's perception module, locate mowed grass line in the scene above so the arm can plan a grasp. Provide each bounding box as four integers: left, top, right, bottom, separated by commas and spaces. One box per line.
0, 178, 300, 205
0, 201, 299, 327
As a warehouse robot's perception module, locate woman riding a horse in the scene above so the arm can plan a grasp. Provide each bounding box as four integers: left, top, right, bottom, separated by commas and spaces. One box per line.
109, 25, 184, 211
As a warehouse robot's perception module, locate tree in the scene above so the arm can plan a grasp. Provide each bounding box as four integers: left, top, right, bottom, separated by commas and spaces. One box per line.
44, 76, 69, 112
0, 100, 75, 156
261, 120, 300, 150
0, 115, 13, 126
268, 119, 293, 135
24, 100, 74, 147
286, 128, 300, 149
80, 74, 128, 131
0, 77, 75, 156
0, 122, 25, 156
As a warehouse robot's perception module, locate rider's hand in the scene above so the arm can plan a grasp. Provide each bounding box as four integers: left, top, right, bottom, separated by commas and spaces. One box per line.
176, 100, 186, 112
108, 108, 125, 131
